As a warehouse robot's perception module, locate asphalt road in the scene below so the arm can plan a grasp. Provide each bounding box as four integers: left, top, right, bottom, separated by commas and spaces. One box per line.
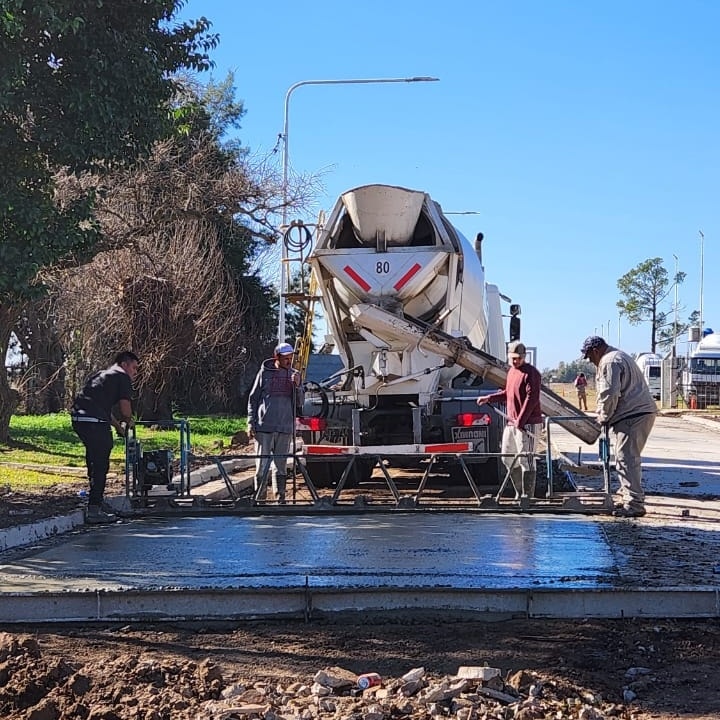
549, 414, 720, 498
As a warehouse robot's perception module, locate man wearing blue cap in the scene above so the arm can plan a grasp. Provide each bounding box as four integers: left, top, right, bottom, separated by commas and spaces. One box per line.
247, 343, 304, 504
581, 336, 657, 518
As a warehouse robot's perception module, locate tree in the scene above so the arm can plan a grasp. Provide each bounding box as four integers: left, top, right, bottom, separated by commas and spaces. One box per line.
541, 359, 594, 383
616, 258, 686, 354
41, 76, 321, 420
45, 133, 279, 421
0, 0, 217, 440
656, 310, 699, 353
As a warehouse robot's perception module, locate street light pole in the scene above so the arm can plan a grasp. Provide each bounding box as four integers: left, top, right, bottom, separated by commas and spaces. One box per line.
673, 253, 679, 356
699, 230, 704, 339
277, 75, 440, 342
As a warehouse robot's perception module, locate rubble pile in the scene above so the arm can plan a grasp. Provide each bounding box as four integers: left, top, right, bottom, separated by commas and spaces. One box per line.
0, 633, 645, 720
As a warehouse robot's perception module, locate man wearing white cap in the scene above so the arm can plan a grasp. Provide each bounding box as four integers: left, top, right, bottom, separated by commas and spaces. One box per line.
247, 343, 304, 503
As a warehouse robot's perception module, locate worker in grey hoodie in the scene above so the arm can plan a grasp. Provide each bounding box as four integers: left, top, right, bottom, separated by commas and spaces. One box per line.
581, 336, 657, 518
247, 343, 304, 503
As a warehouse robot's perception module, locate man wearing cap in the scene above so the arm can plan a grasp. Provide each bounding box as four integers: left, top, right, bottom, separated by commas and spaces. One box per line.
477, 340, 543, 503
581, 336, 657, 518
247, 343, 304, 504
71, 351, 139, 524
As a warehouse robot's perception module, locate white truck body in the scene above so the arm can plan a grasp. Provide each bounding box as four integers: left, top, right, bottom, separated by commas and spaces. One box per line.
636, 352, 662, 400
682, 333, 720, 408
301, 184, 596, 486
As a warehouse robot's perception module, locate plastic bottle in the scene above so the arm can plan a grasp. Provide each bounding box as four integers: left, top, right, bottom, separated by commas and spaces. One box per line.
357, 673, 382, 689
599, 437, 609, 461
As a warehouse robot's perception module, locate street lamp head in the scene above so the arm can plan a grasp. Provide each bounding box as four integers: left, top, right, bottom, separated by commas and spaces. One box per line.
277, 74, 439, 341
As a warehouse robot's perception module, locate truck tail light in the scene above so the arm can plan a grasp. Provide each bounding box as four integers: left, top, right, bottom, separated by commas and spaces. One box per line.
456, 412, 492, 427
296, 416, 327, 431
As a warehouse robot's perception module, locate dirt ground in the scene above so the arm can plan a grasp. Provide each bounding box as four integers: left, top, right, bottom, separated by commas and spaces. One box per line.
2, 499, 720, 719
4, 419, 720, 718
1, 617, 720, 719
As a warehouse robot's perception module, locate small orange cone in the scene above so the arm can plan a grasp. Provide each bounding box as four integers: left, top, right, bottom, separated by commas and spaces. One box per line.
690, 396, 697, 410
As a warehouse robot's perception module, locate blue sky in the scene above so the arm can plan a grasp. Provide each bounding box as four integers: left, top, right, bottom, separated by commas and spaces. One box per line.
178, 0, 719, 370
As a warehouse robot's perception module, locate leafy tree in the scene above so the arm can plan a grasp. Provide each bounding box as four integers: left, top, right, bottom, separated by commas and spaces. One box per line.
0, 0, 217, 440
616, 258, 685, 354
39, 74, 321, 420
541, 360, 595, 384
656, 310, 699, 353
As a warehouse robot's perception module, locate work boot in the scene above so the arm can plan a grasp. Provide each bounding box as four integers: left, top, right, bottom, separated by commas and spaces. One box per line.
612, 505, 646, 518
521, 471, 536, 500
86, 505, 116, 524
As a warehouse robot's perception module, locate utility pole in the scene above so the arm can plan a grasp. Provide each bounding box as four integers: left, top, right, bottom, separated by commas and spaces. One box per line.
699, 230, 704, 339
277, 76, 439, 342
673, 253, 679, 357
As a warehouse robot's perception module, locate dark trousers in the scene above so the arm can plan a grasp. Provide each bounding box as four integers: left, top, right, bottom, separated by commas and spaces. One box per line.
72, 422, 114, 505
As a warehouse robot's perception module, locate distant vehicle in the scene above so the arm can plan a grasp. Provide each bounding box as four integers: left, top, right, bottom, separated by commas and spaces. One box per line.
636, 352, 662, 400
682, 332, 720, 409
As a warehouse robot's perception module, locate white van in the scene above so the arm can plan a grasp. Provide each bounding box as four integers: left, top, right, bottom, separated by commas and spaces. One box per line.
636, 352, 662, 400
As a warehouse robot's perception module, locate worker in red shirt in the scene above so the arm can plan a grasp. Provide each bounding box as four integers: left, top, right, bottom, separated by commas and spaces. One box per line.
477, 341, 543, 503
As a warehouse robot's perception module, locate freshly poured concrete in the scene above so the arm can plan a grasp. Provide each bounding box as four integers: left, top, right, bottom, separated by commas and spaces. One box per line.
2, 415, 720, 621
0, 514, 615, 592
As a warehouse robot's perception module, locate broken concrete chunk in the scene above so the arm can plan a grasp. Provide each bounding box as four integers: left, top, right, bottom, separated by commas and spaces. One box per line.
401, 667, 425, 683
313, 666, 356, 688
456, 666, 501, 682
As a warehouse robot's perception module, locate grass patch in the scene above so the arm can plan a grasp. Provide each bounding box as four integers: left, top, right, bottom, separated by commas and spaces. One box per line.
0, 413, 247, 490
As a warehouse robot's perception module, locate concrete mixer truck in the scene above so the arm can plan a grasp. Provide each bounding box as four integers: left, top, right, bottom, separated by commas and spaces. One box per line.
682, 332, 720, 408
297, 184, 598, 488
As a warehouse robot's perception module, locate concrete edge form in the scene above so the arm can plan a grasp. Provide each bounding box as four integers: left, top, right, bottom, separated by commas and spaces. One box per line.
0, 587, 719, 623
0, 510, 86, 552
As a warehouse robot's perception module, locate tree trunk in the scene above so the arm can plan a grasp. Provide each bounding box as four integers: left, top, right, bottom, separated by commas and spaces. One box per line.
0, 304, 21, 443
135, 382, 175, 425
15, 301, 66, 414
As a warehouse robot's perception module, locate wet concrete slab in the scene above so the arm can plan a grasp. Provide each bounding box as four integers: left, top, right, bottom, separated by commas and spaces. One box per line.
2, 416, 720, 622
0, 514, 616, 593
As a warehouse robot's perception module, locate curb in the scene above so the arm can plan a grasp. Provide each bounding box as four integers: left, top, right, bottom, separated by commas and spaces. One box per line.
0, 509, 86, 552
